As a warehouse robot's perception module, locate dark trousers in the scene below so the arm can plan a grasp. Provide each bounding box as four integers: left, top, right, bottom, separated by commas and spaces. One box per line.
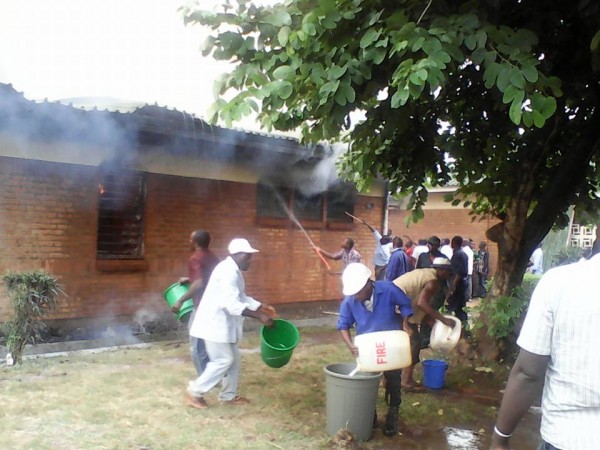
448, 279, 468, 322
383, 368, 402, 408
375, 265, 387, 280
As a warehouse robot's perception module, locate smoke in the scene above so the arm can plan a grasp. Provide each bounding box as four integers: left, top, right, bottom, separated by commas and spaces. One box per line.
288, 142, 348, 197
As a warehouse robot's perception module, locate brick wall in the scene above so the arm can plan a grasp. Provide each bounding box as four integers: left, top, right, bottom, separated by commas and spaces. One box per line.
388, 207, 499, 275
0, 156, 386, 322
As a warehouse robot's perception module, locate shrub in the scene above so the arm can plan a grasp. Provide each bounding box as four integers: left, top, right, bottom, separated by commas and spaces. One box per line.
552, 246, 584, 267
471, 274, 541, 340
2, 271, 63, 365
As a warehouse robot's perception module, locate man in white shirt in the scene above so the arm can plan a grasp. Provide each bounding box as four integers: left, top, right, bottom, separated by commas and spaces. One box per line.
440, 238, 453, 260
354, 217, 392, 280
529, 244, 544, 275
462, 238, 474, 299
185, 238, 275, 409
490, 255, 600, 450
411, 239, 429, 263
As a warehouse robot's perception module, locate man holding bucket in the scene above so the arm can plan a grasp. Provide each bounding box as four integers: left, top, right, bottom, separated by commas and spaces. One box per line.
337, 262, 414, 436
185, 238, 275, 409
171, 229, 219, 376
392, 257, 455, 389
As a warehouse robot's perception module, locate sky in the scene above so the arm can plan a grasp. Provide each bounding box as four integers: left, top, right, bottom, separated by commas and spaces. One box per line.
0, 0, 235, 123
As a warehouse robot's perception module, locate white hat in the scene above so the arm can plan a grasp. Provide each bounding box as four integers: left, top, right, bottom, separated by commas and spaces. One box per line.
342, 263, 372, 296
228, 238, 259, 255
431, 257, 452, 269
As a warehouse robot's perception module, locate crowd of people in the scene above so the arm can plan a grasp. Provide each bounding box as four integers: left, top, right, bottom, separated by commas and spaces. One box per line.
170, 224, 599, 447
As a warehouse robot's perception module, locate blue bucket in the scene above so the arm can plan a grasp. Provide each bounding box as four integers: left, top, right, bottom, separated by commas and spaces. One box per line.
422, 359, 448, 389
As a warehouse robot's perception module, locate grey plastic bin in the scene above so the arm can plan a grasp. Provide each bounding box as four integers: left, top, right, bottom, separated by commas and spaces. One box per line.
324, 363, 382, 441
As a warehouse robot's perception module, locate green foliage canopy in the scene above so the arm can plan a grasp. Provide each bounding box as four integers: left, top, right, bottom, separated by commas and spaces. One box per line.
184, 0, 600, 293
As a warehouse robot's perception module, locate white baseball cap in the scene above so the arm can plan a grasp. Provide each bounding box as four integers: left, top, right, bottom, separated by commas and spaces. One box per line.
342, 263, 372, 296
431, 257, 452, 269
228, 238, 259, 255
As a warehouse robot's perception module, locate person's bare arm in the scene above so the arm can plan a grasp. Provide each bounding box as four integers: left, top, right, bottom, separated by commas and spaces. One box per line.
171, 278, 204, 313
242, 307, 275, 327
314, 247, 340, 260
490, 349, 549, 449
340, 329, 358, 356
416, 280, 455, 328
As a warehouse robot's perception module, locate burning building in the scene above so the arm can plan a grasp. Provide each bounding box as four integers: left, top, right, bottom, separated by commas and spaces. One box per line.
0, 83, 388, 334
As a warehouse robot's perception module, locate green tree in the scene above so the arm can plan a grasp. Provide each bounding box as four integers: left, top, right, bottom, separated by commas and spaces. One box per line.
183, 0, 600, 296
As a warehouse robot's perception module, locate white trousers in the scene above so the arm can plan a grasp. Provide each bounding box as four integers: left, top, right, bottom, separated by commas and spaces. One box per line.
187, 340, 240, 401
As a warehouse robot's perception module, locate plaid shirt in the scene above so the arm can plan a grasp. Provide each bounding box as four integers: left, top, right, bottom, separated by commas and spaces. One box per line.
334, 248, 362, 267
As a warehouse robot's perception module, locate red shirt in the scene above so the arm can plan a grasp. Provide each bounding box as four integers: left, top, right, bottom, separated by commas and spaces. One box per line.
188, 248, 219, 307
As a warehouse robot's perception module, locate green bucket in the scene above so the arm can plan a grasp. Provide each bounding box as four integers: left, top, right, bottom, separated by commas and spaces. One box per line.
163, 283, 194, 322
260, 318, 300, 368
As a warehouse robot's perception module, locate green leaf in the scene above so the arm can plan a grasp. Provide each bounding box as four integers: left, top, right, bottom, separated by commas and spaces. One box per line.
310, 64, 326, 84
496, 64, 511, 92
373, 48, 387, 65
409, 71, 424, 85
502, 85, 524, 105
484, 51, 497, 67
591, 30, 600, 51
272, 65, 295, 81
540, 96, 557, 119
276, 81, 293, 99
464, 34, 477, 51
329, 64, 348, 79
513, 28, 538, 47
430, 50, 451, 64
263, 9, 292, 27
416, 68, 428, 81
532, 110, 545, 128
360, 28, 381, 49
509, 69, 526, 89
483, 62, 500, 89
476, 30, 487, 48
471, 48, 487, 65
278, 26, 291, 47
391, 88, 410, 107
412, 37, 425, 52
521, 64, 538, 83
509, 98, 523, 125
422, 38, 442, 55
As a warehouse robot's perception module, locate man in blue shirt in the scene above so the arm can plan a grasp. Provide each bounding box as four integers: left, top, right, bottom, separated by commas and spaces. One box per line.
337, 263, 414, 437
385, 236, 412, 281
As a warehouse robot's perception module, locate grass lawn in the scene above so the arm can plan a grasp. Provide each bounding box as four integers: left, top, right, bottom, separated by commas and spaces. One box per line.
1, 326, 527, 450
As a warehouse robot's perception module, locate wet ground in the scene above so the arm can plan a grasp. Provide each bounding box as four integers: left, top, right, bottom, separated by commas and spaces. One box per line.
303, 329, 542, 450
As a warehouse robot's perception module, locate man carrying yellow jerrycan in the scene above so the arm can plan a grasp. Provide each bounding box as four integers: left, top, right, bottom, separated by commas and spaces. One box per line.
337, 263, 415, 436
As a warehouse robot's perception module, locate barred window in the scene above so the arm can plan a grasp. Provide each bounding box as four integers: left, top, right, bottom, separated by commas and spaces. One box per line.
256, 181, 355, 225
96, 171, 146, 259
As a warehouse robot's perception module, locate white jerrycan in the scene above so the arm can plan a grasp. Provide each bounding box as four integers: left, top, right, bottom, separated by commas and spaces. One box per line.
430, 315, 462, 352
354, 330, 412, 372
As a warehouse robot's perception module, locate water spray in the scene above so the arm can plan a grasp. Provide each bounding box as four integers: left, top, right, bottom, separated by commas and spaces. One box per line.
268, 185, 333, 273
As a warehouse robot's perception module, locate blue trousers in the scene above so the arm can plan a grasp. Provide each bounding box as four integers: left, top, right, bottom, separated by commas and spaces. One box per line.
188, 308, 209, 375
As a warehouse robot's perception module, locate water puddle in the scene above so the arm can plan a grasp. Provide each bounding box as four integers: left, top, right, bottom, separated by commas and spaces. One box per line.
443, 427, 481, 449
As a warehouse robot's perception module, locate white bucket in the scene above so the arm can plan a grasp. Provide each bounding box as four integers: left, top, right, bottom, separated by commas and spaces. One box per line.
354, 330, 412, 372
430, 315, 462, 352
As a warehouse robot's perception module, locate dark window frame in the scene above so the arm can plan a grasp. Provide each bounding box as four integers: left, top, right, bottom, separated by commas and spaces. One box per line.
256, 182, 356, 229
96, 170, 147, 261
